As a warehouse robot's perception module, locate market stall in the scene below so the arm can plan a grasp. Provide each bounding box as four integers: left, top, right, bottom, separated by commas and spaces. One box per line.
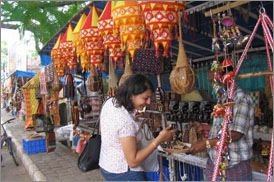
39, 1, 273, 181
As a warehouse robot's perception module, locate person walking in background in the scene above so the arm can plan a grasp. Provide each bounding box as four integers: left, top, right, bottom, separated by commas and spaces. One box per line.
99, 74, 177, 181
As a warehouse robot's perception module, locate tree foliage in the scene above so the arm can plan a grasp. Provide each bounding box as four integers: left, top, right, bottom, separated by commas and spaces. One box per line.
1, 1, 88, 52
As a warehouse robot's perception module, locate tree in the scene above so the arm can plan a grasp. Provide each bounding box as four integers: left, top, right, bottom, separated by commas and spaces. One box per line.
1, 1, 88, 53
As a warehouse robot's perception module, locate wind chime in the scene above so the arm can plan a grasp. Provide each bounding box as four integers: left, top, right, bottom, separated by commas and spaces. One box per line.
51, 33, 64, 77
138, 1, 184, 57
211, 6, 274, 182
72, 13, 87, 61
80, 6, 104, 72
59, 24, 77, 73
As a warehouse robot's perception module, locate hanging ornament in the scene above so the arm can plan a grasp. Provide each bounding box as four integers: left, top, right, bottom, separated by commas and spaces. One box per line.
59, 24, 77, 73
80, 6, 104, 72
51, 33, 64, 77
138, 1, 184, 57
98, 1, 123, 63
112, 1, 145, 58
72, 13, 87, 61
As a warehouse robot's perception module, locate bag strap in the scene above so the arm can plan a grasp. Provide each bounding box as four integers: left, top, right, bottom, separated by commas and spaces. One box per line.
91, 97, 111, 136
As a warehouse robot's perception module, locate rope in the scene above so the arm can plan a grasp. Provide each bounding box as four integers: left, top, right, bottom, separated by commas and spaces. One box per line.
212, 10, 274, 181
261, 15, 273, 51
267, 133, 273, 182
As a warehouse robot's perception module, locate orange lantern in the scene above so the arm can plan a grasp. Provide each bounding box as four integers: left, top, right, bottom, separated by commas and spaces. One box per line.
98, 1, 123, 63
59, 24, 77, 72
139, 1, 183, 57
72, 13, 87, 60
112, 1, 145, 58
51, 33, 64, 76
80, 6, 104, 72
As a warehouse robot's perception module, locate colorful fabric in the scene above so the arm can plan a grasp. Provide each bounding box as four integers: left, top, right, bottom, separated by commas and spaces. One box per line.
23, 89, 34, 129
99, 98, 143, 173
205, 158, 252, 181
208, 87, 255, 166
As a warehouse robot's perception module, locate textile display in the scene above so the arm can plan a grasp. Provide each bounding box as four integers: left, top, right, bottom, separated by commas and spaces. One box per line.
81, 97, 102, 119
22, 73, 40, 130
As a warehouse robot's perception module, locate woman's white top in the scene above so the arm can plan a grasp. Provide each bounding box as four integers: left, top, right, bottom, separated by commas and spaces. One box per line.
99, 98, 143, 173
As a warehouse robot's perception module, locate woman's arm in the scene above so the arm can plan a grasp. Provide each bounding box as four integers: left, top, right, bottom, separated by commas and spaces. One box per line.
121, 126, 177, 168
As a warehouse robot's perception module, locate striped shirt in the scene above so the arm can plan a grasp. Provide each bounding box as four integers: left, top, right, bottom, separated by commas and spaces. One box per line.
208, 87, 255, 166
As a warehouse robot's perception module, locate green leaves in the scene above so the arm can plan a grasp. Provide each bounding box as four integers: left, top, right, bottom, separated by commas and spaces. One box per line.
1, 1, 87, 52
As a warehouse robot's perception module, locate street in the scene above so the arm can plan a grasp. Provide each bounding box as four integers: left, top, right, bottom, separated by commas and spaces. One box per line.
1, 148, 31, 181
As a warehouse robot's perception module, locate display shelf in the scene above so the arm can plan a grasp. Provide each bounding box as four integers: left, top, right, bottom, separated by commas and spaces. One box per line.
254, 131, 272, 141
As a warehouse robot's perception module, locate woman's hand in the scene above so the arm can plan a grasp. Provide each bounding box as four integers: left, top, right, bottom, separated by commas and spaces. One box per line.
155, 125, 177, 145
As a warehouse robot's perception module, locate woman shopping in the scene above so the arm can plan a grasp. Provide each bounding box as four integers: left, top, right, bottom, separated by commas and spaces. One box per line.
99, 74, 177, 181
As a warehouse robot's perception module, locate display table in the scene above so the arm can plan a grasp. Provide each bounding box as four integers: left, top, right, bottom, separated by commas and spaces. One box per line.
157, 146, 267, 181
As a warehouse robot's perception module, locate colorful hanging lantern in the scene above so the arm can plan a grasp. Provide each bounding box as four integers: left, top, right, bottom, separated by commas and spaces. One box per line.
59, 24, 77, 72
112, 1, 145, 58
72, 13, 87, 60
51, 33, 64, 77
139, 1, 184, 57
98, 1, 123, 63
80, 6, 104, 72
221, 58, 233, 68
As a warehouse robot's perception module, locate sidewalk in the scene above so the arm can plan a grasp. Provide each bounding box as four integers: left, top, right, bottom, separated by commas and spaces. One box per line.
1, 110, 104, 181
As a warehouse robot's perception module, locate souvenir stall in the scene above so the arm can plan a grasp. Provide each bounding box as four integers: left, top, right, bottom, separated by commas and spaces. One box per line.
39, 1, 273, 181
2, 70, 36, 118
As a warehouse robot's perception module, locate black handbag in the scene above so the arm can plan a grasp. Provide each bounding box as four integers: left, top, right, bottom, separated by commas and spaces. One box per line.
78, 120, 101, 172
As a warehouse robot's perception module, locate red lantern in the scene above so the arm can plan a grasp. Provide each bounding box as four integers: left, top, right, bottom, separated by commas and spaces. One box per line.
80, 6, 104, 71
98, 1, 123, 63
59, 24, 77, 73
139, 1, 184, 57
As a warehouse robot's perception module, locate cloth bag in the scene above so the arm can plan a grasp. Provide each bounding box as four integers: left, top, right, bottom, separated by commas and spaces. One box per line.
77, 120, 101, 172
137, 123, 159, 172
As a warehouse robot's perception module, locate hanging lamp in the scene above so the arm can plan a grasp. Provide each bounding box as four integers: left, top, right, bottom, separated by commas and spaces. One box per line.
112, 1, 145, 58
80, 6, 104, 72
98, 1, 123, 63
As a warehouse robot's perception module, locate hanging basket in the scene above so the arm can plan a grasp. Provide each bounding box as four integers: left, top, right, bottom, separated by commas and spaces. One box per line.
169, 39, 196, 94
86, 65, 101, 92
51, 69, 63, 92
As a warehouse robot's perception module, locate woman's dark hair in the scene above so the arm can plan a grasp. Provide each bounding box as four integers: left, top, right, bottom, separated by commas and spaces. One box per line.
114, 74, 155, 112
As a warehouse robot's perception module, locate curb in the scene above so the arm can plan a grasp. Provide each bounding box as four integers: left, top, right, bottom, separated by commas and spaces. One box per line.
5, 127, 47, 181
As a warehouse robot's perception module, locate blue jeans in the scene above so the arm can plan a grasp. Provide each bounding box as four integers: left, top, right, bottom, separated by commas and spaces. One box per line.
100, 167, 146, 181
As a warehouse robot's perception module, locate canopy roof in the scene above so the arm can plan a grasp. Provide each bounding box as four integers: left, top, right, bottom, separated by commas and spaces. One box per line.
40, 1, 273, 65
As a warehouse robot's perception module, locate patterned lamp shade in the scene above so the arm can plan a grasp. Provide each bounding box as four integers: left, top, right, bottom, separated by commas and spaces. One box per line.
59, 24, 77, 73
51, 33, 64, 77
72, 13, 87, 60
139, 1, 184, 57
98, 1, 123, 63
112, 1, 145, 58
80, 6, 104, 72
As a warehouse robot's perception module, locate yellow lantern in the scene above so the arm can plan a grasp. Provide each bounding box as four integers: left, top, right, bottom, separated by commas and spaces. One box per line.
59, 24, 77, 72
112, 1, 145, 58
80, 6, 104, 72
51, 33, 64, 77
98, 1, 123, 63
72, 13, 87, 60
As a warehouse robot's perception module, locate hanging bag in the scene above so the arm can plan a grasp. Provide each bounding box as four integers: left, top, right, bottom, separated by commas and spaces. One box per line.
77, 99, 107, 172
77, 124, 101, 172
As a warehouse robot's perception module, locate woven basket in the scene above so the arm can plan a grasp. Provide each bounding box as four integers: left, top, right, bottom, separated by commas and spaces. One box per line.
87, 65, 101, 92
108, 57, 119, 96
119, 52, 133, 86
169, 12, 196, 94
162, 143, 191, 154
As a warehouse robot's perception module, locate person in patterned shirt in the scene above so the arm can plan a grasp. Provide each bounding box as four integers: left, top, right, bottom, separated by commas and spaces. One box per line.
99, 74, 177, 181
189, 65, 255, 181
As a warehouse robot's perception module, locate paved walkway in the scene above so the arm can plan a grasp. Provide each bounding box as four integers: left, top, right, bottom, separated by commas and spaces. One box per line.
1, 110, 104, 181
